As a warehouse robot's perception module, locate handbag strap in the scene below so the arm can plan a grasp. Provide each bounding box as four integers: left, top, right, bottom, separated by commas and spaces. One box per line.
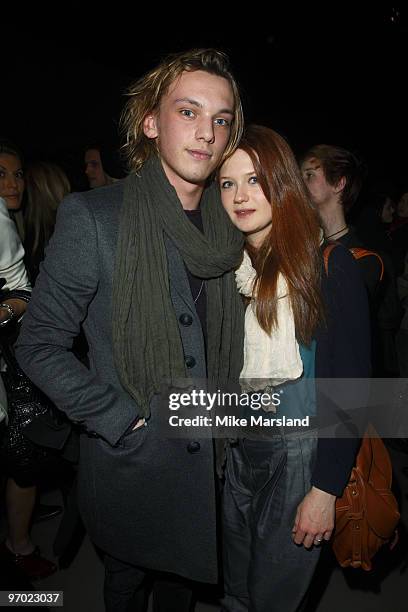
349, 248, 384, 281
323, 243, 338, 276
323, 243, 384, 282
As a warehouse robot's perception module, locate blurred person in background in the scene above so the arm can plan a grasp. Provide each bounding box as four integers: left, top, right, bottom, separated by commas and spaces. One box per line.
300, 144, 383, 301
300, 144, 390, 376
24, 161, 71, 283
0, 139, 25, 241
84, 143, 124, 189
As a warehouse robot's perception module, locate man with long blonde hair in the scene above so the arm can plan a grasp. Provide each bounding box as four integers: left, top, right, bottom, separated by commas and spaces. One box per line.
16, 49, 245, 611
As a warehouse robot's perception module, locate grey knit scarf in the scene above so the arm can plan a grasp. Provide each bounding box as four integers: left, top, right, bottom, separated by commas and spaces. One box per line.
112, 155, 244, 417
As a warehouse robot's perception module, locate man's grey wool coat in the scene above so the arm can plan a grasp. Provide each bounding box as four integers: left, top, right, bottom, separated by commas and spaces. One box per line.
15, 181, 218, 583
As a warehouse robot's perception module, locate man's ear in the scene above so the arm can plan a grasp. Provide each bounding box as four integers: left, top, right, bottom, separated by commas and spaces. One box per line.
334, 176, 346, 194
143, 114, 158, 139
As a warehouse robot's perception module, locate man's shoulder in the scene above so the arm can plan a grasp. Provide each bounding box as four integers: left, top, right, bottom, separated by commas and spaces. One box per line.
338, 230, 383, 272
72, 180, 125, 211
59, 181, 125, 231
323, 241, 357, 273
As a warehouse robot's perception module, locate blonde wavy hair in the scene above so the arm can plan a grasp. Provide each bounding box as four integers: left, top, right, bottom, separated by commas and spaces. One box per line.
25, 161, 70, 256
120, 48, 244, 172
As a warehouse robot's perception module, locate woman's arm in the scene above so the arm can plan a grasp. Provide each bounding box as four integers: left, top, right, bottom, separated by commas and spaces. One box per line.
0, 299, 28, 326
0, 197, 31, 325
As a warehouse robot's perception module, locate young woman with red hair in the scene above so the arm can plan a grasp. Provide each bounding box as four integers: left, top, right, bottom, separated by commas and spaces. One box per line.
218, 125, 371, 612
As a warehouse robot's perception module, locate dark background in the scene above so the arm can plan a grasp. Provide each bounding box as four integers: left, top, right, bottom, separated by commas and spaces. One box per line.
1, 6, 406, 195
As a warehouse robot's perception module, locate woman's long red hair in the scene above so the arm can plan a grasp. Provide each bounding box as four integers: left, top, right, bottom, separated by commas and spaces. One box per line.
240, 125, 324, 346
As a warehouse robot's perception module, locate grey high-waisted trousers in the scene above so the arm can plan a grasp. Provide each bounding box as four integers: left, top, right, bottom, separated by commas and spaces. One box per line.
221, 429, 321, 612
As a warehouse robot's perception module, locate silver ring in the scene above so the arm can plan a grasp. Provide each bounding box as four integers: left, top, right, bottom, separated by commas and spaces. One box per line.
314, 538, 323, 543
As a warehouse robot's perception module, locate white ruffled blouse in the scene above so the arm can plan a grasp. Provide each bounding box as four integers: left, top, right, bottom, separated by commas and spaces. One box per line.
235, 250, 303, 390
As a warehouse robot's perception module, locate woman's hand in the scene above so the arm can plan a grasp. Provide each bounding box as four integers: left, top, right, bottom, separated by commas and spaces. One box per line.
292, 486, 336, 549
0, 299, 27, 326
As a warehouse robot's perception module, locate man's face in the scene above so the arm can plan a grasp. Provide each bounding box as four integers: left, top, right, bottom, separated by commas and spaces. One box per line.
301, 157, 335, 209
0, 153, 25, 210
143, 70, 235, 193
85, 149, 106, 188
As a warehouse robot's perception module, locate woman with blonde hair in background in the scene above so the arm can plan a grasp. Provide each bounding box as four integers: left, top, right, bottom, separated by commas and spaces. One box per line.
24, 161, 70, 283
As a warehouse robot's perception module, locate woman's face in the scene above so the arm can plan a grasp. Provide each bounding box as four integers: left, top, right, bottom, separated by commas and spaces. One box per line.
219, 148, 272, 249
0, 153, 25, 210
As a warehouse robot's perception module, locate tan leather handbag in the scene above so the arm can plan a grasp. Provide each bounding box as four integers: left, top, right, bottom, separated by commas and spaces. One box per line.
332, 427, 400, 570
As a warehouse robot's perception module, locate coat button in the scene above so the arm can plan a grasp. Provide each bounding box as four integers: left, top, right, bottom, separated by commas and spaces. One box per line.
179, 313, 193, 326
184, 355, 196, 368
187, 441, 201, 454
